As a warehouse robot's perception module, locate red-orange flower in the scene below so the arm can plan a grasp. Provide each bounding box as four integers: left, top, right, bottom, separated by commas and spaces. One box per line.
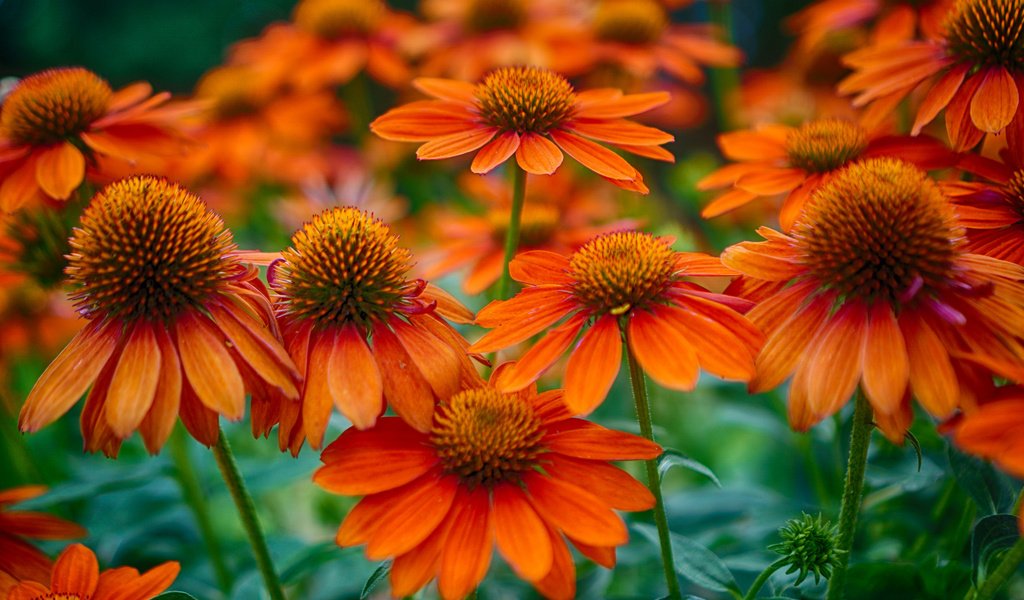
0, 486, 86, 595
469, 231, 763, 415
261, 206, 477, 451
698, 117, 955, 230
788, 0, 953, 52
18, 176, 301, 456
370, 65, 674, 193
722, 158, 1024, 440
943, 158, 1024, 264
840, 0, 1024, 152
5, 543, 179, 600
0, 67, 199, 213
314, 367, 660, 600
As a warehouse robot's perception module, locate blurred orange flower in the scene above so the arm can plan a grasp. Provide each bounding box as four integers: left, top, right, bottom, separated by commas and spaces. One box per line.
0, 67, 199, 212
952, 387, 1024, 507
788, 0, 953, 52
470, 231, 763, 414
18, 176, 300, 456
262, 207, 477, 451
723, 158, 1024, 440
314, 367, 660, 600
698, 118, 955, 230
5, 543, 178, 600
371, 66, 673, 193
0, 486, 86, 595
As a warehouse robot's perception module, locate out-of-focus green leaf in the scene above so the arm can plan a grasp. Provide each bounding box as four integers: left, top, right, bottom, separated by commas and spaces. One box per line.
948, 445, 1017, 515
635, 523, 740, 595
659, 449, 722, 488
279, 542, 343, 585
971, 514, 1020, 586
361, 560, 391, 599
153, 593, 199, 600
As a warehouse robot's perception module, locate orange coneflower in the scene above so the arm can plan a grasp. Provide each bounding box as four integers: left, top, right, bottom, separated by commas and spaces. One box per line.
5, 543, 178, 600
0, 67, 199, 212
371, 65, 674, 193
468, 231, 763, 415
259, 206, 477, 451
943, 156, 1024, 264
18, 176, 301, 456
840, 0, 1024, 152
788, 0, 953, 52
698, 117, 955, 230
0, 486, 86, 595
314, 366, 660, 600
722, 158, 1024, 441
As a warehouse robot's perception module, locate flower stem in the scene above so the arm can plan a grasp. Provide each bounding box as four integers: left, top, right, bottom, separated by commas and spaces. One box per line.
495, 165, 527, 302
212, 428, 287, 600
825, 390, 873, 600
708, 0, 740, 132
170, 427, 233, 595
970, 536, 1024, 600
743, 557, 789, 600
625, 343, 682, 600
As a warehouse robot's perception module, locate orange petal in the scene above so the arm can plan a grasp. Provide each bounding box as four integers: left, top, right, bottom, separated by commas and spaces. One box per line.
34, 142, 85, 200
533, 530, 576, 600
667, 300, 761, 381
568, 119, 674, 146
176, 312, 245, 419
416, 127, 498, 160
735, 168, 806, 195
720, 239, 802, 280
544, 420, 661, 460
804, 303, 868, 420
549, 130, 637, 180
105, 322, 162, 437
573, 91, 670, 119
391, 318, 464, 401
470, 297, 576, 353
8, 582, 50, 600
750, 294, 830, 393
971, 67, 1019, 133
860, 303, 909, 415
413, 77, 477, 104
614, 142, 675, 162
901, 311, 958, 417
438, 487, 493, 600
0, 158, 40, 212
524, 473, 627, 546
366, 473, 459, 560
315, 427, 437, 496
51, 544, 99, 596
302, 330, 335, 449
139, 328, 182, 454
499, 314, 586, 392
516, 132, 564, 175
471, 131, 520, 174
325, 324, 383, 429
508, 250, 572, 285
374, 324, 436, 433
209, 301, 299, 399
716, 129, 789, 161
98, 562, 180, 600
701, 188, 759, 218
422, 283, 475, 323
492, 485, 553, 581
563, 315, 621, 415
390, 518, 448, 597
627, 306, 699, 391
0, 511, 86, 539
946, 71, 986, 152
543, 454, 653, 511
475, 288, 572, 326
912, 63, 969, 135
369, 102, 478, 141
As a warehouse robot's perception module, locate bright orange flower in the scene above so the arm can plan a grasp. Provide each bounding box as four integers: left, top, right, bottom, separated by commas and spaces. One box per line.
5, 543, 178, 600
722, 158, 1024, 441
840, 0, 1024, 152
419, 171, 636, 294
698, 117, 955, 230
371, 66, 674, 193
18, 176, 301, 456
0, 67, 199, 213
0, 486, 86, 595
469, 231, 763, 415
788, 0, 953, 52
943, 157, 1024, 264
314, 367, 660, 600
260, 206, 477, 452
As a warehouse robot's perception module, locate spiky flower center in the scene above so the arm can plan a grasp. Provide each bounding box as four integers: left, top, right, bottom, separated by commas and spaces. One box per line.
1004, 170, 1024, 219
570, 231, 677, 314
785, 119, 868, 173
278, 207, 412, 327
593, 0, 668, 45
944, 0, 1024, 69
431, 386, 545, 488
475, 66, 576, 134
488, 202, 559, 247
36, 595, 82, 600
794, 158, 961, 304
66, 176, 235, 323
293, 0, 384, 37
0, 68, 112, 145
464, 0, 527, 32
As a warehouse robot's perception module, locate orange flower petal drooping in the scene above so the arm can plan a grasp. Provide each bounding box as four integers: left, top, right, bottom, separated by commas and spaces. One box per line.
0, 486, 87, 595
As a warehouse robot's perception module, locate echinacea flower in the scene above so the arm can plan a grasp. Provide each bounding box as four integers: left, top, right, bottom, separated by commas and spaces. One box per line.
788, 0, 953, 52
840, 0, 1024, 151
0, 67, 199, 212
698, 117, 955, 230
722, 158, 1024, 440
469, 231, 764, 414
18, 176, 301, 456
0, 486, 86, 594
262, 206, 477, 451
943, 159, 1024, 264
314, 367, 660, 600
370, 65, 674, 193
5, 543, 178, 600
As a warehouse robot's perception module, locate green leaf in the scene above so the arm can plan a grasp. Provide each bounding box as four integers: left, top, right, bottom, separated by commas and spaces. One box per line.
904, 430, 923, 472
948, 445, 1017, 515
971, 514, 1020, 586
361, 560, 392, 599
634, 523, 739, 594
658, 449, 722, 488
153, 593, 199, 600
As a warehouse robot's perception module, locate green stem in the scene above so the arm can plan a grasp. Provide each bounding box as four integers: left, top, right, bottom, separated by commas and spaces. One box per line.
825, 391, 873, 600
212, 429, 287, 600
495, 166, 527, 302
170, 428, 234, 595
971, 537, 1024, 600
708, 0, 740, 132
625, 343, 682, 600
743, 558, 789, 600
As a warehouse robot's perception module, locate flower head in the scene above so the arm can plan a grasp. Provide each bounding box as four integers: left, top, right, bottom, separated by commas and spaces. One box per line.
371, 66, 674, 193
262, 206, 477, 451
769, 513, 843, 586
0, 486, 86, 595
722, 158, 1024, 440
19, 176, 300, 456
0, 67, 200, 212
944, 161, 1024, 264
314, 368, 660, 600
469, 231, 763, 414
